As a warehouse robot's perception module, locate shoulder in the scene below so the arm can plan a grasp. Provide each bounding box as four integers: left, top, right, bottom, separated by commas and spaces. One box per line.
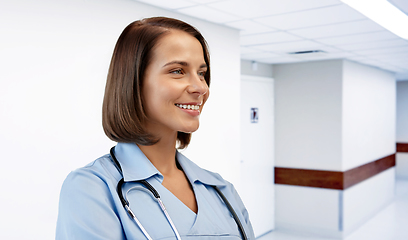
56, 154, 125, 239
58, 153, 124, 219
59, 154, 120, 209
62, 154, 120, 189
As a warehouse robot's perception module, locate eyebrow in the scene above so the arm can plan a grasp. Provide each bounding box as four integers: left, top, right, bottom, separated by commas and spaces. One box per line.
162, 61, 207, 69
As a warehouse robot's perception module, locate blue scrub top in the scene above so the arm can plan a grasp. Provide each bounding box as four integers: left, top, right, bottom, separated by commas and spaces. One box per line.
56, 142, 255, 239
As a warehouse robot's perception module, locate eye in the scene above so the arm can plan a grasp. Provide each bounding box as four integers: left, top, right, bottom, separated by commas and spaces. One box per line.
198, 71, 206, 79
170, 69, 184, 75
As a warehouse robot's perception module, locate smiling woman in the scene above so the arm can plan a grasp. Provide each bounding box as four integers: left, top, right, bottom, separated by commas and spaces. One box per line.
142, 29, 209, 139
102, 17, 211, 149
56, 17, 255, 240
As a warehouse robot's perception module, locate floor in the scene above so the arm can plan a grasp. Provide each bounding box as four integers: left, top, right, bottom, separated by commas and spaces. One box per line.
258, 179, 408, 240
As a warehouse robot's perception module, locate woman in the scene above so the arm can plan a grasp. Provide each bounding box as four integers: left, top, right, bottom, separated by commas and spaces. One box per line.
56, 17, 255, 239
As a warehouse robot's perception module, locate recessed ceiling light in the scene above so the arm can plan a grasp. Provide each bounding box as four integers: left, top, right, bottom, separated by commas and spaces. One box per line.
341, 0, 408, 40
288, 50, 326, 55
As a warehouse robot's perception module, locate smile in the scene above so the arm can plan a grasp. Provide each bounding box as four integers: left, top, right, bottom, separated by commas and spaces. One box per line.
175, 103, 200, 110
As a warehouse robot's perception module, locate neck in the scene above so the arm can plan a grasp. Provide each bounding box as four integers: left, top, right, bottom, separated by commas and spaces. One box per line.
138, 132, 179, 175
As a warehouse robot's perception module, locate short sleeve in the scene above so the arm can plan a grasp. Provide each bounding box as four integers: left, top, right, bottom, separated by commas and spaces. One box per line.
55, 169, 125, 240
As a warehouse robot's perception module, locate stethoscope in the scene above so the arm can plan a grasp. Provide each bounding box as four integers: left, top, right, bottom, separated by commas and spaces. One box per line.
110, 147, 248, 240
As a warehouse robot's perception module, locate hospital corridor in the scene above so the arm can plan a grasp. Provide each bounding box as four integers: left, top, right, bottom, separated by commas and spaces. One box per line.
1, 0, 408, 239
259, 179, 408, 240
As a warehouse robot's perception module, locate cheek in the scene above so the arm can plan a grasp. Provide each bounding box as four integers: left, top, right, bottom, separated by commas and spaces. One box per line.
143, 83, 179, 112
141, 84, 161, 116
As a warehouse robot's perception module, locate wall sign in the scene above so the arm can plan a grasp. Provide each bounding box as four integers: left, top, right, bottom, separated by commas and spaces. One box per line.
251, 107, 258, 123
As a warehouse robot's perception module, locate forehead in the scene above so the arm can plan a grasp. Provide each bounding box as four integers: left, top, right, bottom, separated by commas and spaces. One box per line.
151, 30, 205, 64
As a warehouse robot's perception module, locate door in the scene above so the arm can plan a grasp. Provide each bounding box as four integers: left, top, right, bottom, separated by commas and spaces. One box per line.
239, 75, 274, 237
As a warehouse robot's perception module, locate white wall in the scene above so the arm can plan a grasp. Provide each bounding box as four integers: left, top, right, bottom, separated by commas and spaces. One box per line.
0, 0, 240, 239
397, 81, 408, 142
341, 61, 396, 234
273, 59, 396, 238
342, 61, 396, 171
274, 60, 396, 172
241, 59, 274, 78
396, 81, 408, 179
275, 168, 396, 239
342, 168, 395, 235
396, 153, 408, 179
274, 60, 343, 238
275, 185, 342, 238
274, 60, 343, 171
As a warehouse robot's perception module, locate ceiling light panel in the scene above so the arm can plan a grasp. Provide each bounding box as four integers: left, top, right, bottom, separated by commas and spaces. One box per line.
207, 0, 340, 19
135, 0, 196, 9
316, 31, 399, 45
341, 0, 408, 40
240, 31, 302, 46
389, 0, 408, 15
288, 19, 385, 39
254, 4, 365, 30
224, 20, 277, 35
176, 5, 240, 23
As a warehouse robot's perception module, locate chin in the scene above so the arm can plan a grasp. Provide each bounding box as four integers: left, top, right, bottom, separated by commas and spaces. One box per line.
179, 124, 200, 134
180, 128, 199, 134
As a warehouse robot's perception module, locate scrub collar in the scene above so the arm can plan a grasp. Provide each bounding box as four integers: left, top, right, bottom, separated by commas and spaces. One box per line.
113, 142, 226, 187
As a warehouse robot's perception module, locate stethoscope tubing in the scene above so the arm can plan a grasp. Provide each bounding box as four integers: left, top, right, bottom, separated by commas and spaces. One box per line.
212, 186, 247, 239
110, 147, 248, 240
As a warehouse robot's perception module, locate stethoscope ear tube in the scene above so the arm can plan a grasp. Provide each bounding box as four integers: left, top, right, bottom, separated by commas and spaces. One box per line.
110, 147, 129, 208
117, 178, 129, 206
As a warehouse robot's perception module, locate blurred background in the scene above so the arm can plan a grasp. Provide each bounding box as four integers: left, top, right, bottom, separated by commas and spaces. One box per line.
0, 0, 407, 239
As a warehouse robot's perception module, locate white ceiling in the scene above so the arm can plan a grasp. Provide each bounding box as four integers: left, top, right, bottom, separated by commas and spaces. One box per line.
134, 0, 408, 80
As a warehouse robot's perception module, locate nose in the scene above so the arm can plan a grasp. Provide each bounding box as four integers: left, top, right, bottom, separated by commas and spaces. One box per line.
187, 74, 208, 96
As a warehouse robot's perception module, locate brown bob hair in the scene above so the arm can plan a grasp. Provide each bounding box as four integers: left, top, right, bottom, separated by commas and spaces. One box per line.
102, 17, 211, 149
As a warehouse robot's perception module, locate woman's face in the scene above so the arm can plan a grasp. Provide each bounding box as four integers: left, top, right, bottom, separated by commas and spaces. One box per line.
142, 30, 209, 138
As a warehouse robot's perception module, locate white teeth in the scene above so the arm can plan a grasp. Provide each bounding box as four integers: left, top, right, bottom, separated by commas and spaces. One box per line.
176, 104, 200, 110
